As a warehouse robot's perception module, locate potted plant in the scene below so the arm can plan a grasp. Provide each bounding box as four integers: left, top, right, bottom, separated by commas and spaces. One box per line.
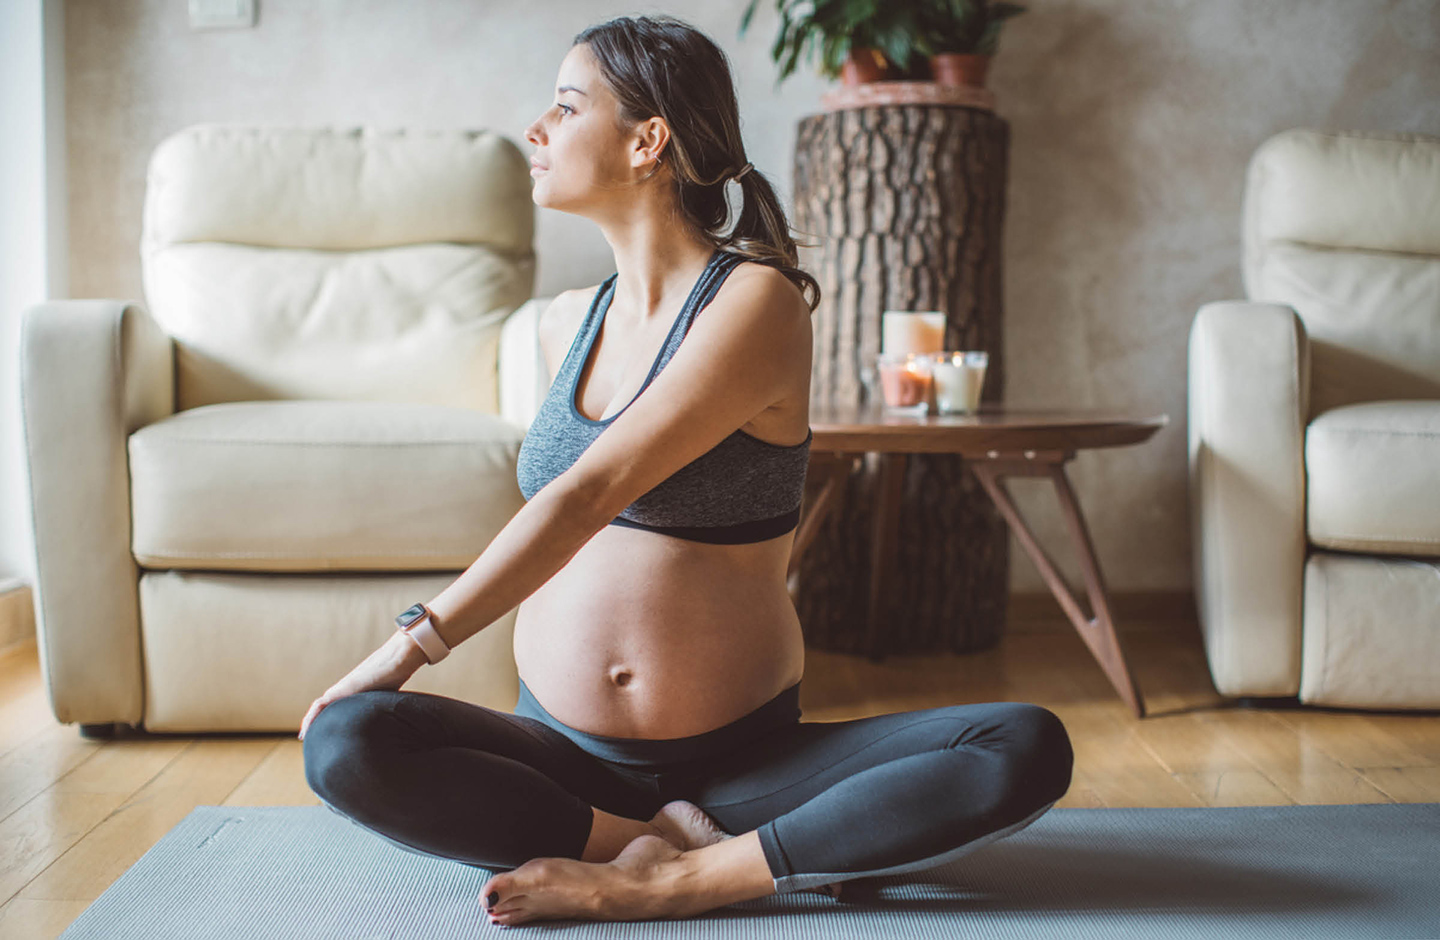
739, 0, 935, 86
920, 0, 1027, 88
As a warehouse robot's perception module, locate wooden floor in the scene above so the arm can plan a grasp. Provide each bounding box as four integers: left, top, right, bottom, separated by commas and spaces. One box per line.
1, 611, 1437, 938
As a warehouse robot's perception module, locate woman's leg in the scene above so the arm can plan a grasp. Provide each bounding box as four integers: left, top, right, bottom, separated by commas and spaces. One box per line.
301, 689, 666, 870
659, 700, 1074, 893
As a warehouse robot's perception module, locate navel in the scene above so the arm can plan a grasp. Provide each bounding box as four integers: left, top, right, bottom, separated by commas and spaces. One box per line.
609, 668, 634, 687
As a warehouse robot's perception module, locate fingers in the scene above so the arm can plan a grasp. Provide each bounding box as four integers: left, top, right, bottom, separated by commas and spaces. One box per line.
298, 698, 327, 741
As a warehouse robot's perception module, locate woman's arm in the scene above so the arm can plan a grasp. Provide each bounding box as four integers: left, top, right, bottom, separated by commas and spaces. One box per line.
423, 471, 608, 651
420, 264, 807, 654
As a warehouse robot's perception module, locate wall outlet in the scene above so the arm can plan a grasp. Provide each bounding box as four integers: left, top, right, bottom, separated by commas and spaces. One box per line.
189, 0, 256, 30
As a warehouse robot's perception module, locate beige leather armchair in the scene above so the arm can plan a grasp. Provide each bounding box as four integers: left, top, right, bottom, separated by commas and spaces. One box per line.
21, 125, 557, 735
1188, 127, 1440, 709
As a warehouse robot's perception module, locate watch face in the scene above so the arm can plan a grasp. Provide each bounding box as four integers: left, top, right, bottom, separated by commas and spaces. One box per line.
396, 603, 427, 629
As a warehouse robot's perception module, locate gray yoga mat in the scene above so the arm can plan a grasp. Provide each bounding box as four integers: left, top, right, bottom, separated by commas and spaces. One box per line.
61, 803, 1440, 939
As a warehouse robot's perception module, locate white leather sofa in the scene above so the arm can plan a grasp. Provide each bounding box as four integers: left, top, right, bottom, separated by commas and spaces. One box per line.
21, 125, 556, 735
1188, 127, 1440, 709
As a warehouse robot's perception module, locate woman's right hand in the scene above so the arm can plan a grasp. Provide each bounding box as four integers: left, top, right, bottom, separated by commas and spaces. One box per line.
298, 631, 431, 741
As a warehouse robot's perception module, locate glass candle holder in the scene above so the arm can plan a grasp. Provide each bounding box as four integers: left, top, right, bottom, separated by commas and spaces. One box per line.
928, 351, 989, 414
876, 352, 934, 414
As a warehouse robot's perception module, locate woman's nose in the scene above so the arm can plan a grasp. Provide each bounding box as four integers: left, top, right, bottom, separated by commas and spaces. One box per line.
525, 119, 544, 146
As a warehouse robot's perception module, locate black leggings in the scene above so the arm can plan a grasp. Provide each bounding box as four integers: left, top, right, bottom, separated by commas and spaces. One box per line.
302, 677, 1073, 894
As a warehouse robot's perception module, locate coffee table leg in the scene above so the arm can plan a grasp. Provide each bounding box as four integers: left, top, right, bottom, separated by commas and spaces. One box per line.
866, 452, 907, 661
969, 455, 1147, 718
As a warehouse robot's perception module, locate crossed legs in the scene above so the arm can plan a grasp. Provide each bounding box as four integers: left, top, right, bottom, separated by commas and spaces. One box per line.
302, 687, 1073, 922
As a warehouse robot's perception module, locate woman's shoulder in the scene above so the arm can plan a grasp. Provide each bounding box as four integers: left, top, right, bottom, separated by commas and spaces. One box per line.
722, 256, 810, 319
537, 285, 605, 381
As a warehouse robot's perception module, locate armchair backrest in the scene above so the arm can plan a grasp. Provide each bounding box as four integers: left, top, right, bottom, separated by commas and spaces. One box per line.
1241, 127, 1440, 419
141, 124, 534, 413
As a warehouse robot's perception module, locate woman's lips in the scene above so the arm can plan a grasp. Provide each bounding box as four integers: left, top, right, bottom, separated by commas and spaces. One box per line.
529, 160, 548, 173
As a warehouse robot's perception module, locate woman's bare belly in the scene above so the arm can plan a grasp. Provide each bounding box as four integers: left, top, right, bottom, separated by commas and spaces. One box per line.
512, 521, 806, 740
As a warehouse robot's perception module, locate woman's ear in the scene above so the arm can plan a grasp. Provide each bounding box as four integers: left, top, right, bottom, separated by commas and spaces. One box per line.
631, 115, 671, 171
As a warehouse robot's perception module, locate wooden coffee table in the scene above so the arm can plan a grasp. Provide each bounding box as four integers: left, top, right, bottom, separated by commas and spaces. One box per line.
786, 403, 1168, 718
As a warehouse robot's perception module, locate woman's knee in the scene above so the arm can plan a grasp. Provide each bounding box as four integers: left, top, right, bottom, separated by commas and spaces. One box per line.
301, 690, 403, 806
992, 702, 1074, 804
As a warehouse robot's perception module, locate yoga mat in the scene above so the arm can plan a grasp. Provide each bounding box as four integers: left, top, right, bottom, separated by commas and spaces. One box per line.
61, 803, 1440, 939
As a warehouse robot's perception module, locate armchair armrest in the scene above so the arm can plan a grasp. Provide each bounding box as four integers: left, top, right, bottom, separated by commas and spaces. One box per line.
1187, 300, 1310, 697
497, 296, 554, 434
20, 300, 175, 725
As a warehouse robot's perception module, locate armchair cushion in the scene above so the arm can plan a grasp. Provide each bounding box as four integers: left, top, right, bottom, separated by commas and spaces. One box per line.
129, 400, 526, 571
1305, 401, 1440, 557
1301, 552, 1440, 708
1243, 129, 1440, 417
141, 124, 536, 413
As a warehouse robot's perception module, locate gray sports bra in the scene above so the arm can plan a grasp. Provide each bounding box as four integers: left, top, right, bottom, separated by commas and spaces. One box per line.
515, 249, 813, 544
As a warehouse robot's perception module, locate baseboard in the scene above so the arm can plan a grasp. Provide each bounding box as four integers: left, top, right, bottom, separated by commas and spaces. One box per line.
0, 578, 36, 654
1008, 589, 1196, 628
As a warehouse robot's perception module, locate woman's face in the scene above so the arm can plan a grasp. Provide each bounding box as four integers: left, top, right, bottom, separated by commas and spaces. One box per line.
523, 43, 651, 213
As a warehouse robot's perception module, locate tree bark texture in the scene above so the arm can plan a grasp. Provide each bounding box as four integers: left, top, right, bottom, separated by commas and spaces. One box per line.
791, 104, 1012, 656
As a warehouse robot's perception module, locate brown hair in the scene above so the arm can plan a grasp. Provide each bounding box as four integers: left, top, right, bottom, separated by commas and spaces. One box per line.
573, 14, 821, 313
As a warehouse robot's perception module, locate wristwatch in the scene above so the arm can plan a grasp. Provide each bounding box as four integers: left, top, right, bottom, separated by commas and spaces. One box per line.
395, 602, 451, 664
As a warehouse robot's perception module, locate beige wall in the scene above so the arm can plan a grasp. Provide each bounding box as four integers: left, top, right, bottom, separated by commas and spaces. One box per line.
62, 0, 1439, 595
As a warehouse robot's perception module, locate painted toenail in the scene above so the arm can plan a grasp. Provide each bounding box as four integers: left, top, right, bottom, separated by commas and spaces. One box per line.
486, 890, 498, 907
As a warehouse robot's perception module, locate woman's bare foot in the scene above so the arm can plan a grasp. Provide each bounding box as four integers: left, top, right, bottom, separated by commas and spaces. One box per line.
648, 801, 845, 902
647, 800, 733, 851
480, 833, 687, 925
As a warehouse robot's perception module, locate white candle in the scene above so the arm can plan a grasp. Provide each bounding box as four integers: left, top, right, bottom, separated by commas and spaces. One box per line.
930, 351, 988, 413
882, 311, 946, 354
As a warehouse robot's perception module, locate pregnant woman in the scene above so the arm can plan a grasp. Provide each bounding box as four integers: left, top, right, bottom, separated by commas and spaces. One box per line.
300, 14, 1073, 927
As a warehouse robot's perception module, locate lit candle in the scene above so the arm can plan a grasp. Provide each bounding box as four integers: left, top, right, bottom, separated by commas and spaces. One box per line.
930, 351, 988, 413
877, 352, 933, 410
882, 311, 947, 355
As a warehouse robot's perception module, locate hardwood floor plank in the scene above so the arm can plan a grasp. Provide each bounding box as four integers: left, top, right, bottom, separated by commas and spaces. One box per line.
1350, 714, 1440, 765
1358, 766, 1440, 802
0, 722, 104, 822
21, 738, 275, 902
1129, 712, 1255, 776
1267, 711, 1436, 771
0, 896, 92, 940
1196, 710, 1392, 804
0, 694, 61, 763
1174, 769, 1293, 806
1054, 784, 1108, 809
223, 739, 311, 807
0, 789, 130, 905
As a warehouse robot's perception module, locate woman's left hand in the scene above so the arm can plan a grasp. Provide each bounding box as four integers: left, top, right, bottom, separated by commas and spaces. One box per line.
298, 631, 430, 741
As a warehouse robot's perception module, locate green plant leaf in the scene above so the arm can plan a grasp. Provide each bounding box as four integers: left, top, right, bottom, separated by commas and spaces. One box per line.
739, 0, 759, 36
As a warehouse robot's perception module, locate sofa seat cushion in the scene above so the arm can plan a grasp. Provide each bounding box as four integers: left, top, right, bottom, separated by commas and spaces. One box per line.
1301, 551, 1440, 708
1306, 400, 1440, 557
129, 400, 527, 571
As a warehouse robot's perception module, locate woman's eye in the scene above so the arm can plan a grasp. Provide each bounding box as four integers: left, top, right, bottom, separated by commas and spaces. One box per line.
555, 103, 573, 115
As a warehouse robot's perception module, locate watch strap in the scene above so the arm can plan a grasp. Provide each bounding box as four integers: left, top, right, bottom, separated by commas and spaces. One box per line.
396, 603, 451, 664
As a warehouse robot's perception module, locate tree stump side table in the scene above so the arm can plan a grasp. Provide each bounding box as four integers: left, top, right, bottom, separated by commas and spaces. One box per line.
791, 103, 1011, 656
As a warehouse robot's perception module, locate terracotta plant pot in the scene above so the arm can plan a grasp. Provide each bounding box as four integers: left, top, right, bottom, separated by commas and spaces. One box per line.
841, 47, 895, 85
929, 53, 991, 88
